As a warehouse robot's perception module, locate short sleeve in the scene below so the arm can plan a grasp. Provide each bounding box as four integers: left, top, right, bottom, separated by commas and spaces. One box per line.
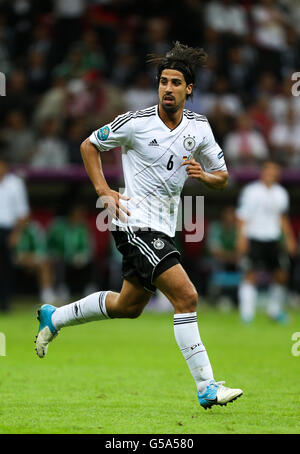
236, 186, 252, 221
90, 111, 134, 152
196, 121, 227, 172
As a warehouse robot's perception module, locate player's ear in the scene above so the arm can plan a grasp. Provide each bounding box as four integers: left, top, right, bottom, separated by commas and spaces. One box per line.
186, 83, 193, 96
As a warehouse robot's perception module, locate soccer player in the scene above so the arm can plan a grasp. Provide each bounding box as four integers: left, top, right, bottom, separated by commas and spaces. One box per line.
236, 160, 297, 323
35, 42, 243, 410
0, 153, 30, 312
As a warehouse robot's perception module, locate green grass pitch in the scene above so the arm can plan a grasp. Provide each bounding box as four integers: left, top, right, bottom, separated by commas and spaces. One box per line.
0, 304, 300, 434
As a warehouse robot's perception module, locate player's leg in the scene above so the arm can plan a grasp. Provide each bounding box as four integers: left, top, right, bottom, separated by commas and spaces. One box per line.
35, 276, 152, 358
267, 268, 289, 321
154, 263, 214, 390
105, 276, 153, 318
238, 270, 258, 323
51, 275, 152, 327
238, 239, 260, 323
154, 263, 243, 409
263, 241, 290, 322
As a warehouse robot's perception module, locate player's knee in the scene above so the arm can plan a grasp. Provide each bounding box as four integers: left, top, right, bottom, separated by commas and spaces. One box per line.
175, 288, 198, 313
126, 305, 144, 319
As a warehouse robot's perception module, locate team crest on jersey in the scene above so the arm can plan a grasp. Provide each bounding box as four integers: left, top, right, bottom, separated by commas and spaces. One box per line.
97, 126, 110, 141
183, 135, 196, 151
151, 238, 165, 250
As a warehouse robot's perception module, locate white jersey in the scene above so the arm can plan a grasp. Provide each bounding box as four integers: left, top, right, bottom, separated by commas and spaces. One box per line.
236, 181, 289, 241
90, 105, 226, 237
0, 173, 30, 228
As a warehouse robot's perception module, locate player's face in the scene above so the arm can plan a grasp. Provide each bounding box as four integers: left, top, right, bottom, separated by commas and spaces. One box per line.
158, 69, 193, 113
261, 162, 281, 185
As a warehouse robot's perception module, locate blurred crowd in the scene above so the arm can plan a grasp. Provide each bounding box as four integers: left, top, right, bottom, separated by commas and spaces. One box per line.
0, 0, 300, 169
1, 0, 300, 310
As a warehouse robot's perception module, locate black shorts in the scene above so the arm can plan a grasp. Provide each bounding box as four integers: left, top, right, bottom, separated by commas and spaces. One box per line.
111, 226, 181, 293
240, 239, 289, 273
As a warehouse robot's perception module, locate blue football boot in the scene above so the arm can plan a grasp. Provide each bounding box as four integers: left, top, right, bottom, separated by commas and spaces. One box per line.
197, 380, 243, 410
35, 304, 59, 358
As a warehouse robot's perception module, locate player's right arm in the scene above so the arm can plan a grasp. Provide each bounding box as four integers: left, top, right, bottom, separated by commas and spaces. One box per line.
81, 112, 135, 221
80, 138, 130, 221
82, 112, 135, 220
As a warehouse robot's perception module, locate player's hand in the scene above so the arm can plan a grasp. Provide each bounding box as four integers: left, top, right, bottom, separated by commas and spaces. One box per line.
99, 189, 131, 222
182, 158, 205, 180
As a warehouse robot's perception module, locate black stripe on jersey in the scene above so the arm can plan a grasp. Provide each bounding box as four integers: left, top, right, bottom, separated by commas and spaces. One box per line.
183, 110, 207, 122
136, 106, 156, 115
184, 114, 208, 122
112, 106, 155, 122
111, 107, 156, 130
111, 108, 156, 130
184, 109, 206, 118
136, 106, 157, 114
111, 112, 134, 131
112, 111, 156, 133
112, 112, 156, 133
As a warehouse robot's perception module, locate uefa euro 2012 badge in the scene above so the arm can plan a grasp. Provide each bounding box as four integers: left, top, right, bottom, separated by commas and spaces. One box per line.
97, 125, 110, 141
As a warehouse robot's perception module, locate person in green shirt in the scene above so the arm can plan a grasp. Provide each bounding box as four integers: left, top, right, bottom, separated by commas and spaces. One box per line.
47, 205, 94, 301
207, 206, 241, 308
15, 219, 56, 304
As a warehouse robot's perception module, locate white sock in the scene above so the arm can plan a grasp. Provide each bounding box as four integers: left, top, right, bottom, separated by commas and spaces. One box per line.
238, 281, 257, 322
267, 283, 286, 319
173, 312, 214, 393
51, 291, 110, 330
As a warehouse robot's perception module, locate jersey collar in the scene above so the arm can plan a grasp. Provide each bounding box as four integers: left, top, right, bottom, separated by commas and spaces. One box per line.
156, 105, 186, 132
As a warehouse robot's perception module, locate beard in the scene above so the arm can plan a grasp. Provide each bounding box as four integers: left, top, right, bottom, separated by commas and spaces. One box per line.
161, 100, 180, 113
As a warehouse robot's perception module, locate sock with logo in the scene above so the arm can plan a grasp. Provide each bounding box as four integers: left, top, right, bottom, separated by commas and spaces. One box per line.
51, 291, 110, 330
173, 312, 214, 394
238, 281, 257, 323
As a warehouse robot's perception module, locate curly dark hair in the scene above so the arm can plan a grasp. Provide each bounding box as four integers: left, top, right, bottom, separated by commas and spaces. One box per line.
147, 41, 208, 99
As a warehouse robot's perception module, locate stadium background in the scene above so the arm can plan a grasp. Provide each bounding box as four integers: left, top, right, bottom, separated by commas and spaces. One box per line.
1, 0, 300, 310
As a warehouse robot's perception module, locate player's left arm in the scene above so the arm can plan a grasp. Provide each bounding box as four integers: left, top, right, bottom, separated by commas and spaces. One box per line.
182, 158, 228, 190
183, 120, 228, 189
280, 214, 298, 256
